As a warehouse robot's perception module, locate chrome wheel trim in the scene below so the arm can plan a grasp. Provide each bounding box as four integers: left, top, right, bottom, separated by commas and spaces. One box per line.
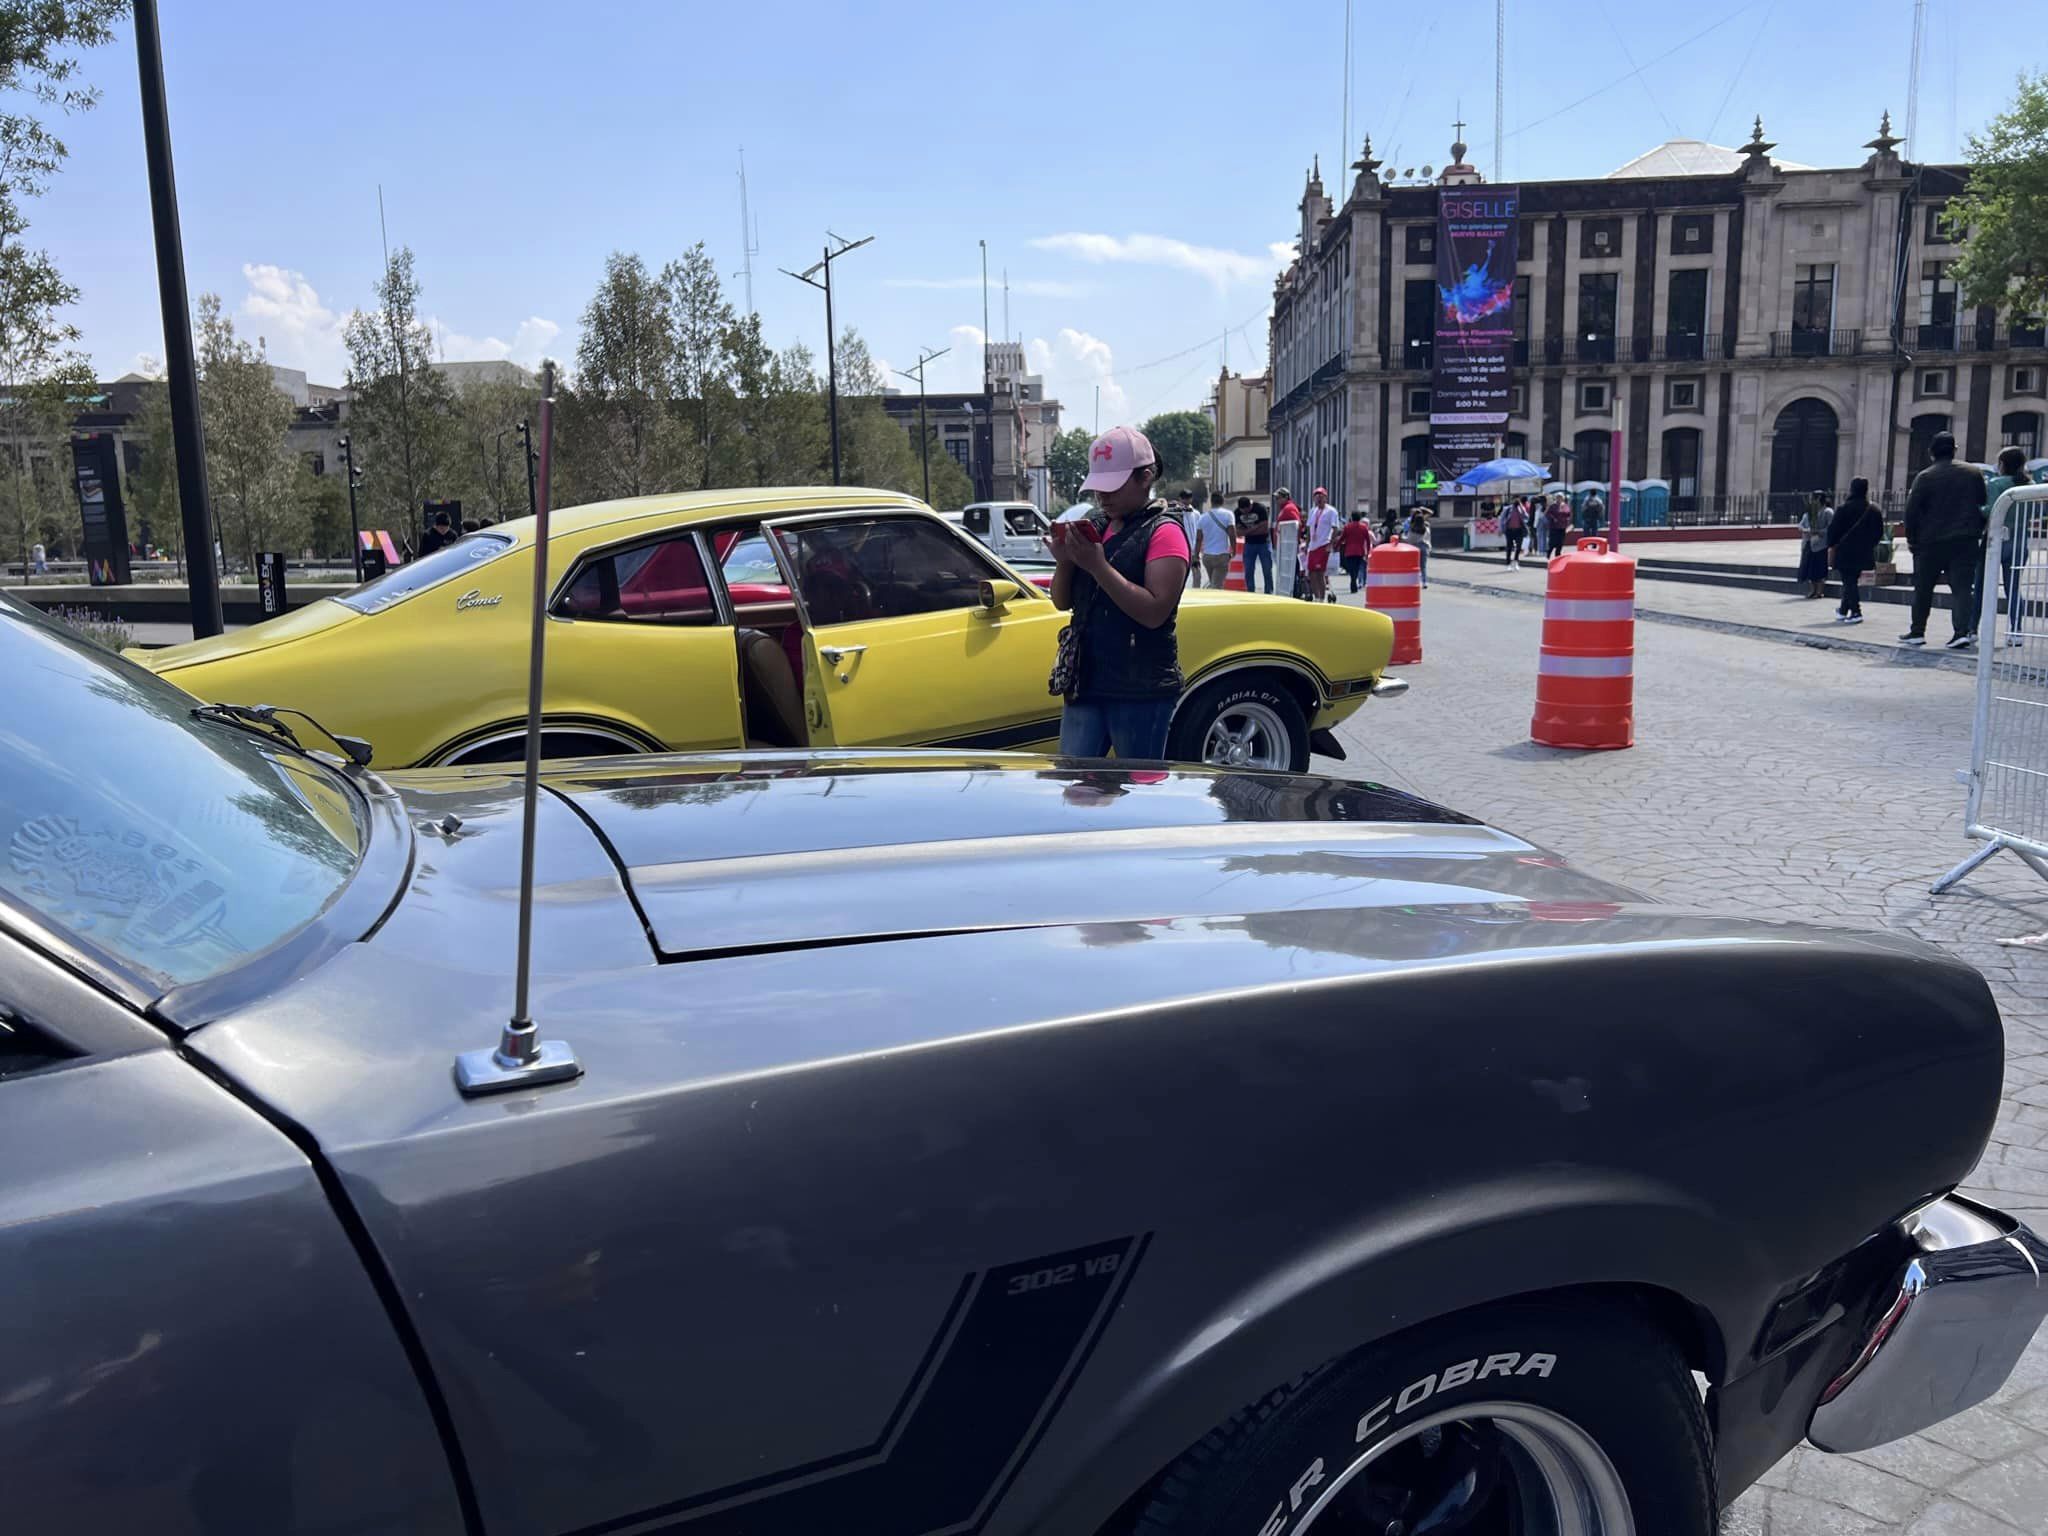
1200, 699, 1293, 770
1293, 1400, 1635, 1535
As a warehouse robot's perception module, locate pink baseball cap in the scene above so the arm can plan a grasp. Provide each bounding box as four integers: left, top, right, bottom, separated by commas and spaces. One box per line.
1080, 425, 1157, 492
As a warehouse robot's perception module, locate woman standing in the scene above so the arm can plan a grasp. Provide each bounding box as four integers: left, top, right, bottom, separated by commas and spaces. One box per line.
1825, 478, 1881, 625
1340, 511, 1373, 592
1797, 492, 1834, 598
1050, 425, 1189, 759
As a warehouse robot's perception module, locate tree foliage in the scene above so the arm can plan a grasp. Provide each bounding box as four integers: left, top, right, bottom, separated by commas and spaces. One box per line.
1947, 72, 2048, 317
0, 209, 91, 577
447, 372, 538, 522
1048, 427, 1093, 504
0, 2, 126, 222
1140, 410, 1213, 487
129, 376, 181, 565
343, 245, 453, 538
197, 293, 300, 571
563, 251, 680, 503
664, 242, 733, 489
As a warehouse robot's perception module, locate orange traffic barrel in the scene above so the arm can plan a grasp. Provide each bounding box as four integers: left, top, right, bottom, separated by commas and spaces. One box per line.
1531, 537, 1634, 749
1224, 549, 1246, 590
1365, 538, 1423, 664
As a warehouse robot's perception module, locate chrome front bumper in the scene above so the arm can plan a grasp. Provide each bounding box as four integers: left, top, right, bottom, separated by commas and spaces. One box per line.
1808, 1195, 2048, 1454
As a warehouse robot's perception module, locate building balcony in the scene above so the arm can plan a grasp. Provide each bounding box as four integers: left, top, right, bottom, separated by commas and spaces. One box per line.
1907, 320, 2045, 353
1769, 329, 1861, 359
1905, 323, 1961, 353
1647, 332, 1727, 362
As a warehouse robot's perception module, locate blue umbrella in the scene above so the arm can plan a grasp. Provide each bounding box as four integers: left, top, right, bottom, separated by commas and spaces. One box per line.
1445, 457, 1550, 494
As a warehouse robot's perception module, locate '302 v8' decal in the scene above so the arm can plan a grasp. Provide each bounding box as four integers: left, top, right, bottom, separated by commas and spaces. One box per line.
1256, 1350, 1558, 1536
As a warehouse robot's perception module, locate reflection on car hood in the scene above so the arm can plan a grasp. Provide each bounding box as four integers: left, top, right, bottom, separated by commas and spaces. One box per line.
532, 751, 1638, 962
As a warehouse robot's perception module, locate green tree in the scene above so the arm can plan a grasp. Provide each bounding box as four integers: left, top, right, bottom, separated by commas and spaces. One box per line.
297, 463, 348, 558
198, 293, 301, 572
710, 311, 827, 487
832, 326, 920, 492
562, 251, 679, 502
0, 220, 92, 580
912, 429, 976, 509
1947, 72, 2048, 317
447, 371, 538, 521
129, 376, 183, 569
1140, 410, 1213, 486
343, 245, 454, 539
663, 242, 734, 488
1048, 427, 1092, 504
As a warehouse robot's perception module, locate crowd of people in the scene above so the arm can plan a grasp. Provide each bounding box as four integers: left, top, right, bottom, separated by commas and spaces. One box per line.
1484, 491, 1608, 567
1160, 486, 1442, 599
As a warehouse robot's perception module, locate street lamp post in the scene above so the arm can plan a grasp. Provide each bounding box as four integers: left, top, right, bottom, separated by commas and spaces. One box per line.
892, 346, 951, 506
339, 434, 362, 582
133, 0, 221, 639
782, 233, 874, 484
516, 420, 538, 519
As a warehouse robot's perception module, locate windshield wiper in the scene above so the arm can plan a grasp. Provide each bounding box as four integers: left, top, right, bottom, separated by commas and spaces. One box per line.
193, 703, 375, 768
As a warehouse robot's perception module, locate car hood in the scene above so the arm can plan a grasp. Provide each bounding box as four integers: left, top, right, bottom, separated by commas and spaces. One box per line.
126, 597, 359, 673
524, 750, 1640, 960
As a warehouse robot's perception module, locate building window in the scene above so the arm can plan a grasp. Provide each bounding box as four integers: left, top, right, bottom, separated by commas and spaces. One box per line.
2004, 411, 2043, 460
1791, 263, 1835, 337
1917, 367, 1952, 399
1513, 275, 1530, 346
1666, 267, 1709, 357
2011, 365, 2043, 396
1666, 377, 1702, 411
1403, 278, 1436, 369
1918, 260, 1958, 344
944, 436, 970, 466
1662, 427, 1702, 505
1509, 382, 1528, 414
1571, 429, 1612, 485
1404, 225, 1435, 265
1579, 380, 1612, 413
1399, 435, 1431, 496
1925, 202, 1952, 244
1578, 272, 1618, 360
1405, 386, 1431, 416
1580, 218, 1621, 259
1521, 219, 1543, 254
1669, 214, 1713, 255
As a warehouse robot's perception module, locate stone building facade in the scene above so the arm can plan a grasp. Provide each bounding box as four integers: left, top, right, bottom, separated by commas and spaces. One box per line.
1268, 119, 2047, 523
1207, 368, 1272, 500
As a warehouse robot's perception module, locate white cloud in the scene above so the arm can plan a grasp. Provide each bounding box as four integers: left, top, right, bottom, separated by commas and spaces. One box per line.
237, 263, 347, 380
884, 275, 1087, 299
1030, 232, 1289, 290
1039, 327, 1126, 421
430, 315, 562, 369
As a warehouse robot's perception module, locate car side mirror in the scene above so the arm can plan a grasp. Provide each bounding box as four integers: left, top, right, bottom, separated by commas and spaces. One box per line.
978, 579, 1025, 611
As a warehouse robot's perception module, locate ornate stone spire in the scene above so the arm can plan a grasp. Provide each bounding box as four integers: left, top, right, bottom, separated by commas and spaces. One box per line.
1866, 109, 1902, 156
1741, 115, 1776, 163
1352, 134, 1382, 180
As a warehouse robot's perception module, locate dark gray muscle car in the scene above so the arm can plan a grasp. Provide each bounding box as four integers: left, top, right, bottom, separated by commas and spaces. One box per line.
3, 587, 2045, 1536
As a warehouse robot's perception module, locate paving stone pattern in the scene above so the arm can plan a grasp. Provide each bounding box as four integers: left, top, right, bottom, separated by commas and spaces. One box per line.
1319, 586, 2048, 1535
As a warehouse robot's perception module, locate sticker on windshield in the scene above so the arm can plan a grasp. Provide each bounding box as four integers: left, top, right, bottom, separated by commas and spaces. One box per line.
10, 815, 238, 958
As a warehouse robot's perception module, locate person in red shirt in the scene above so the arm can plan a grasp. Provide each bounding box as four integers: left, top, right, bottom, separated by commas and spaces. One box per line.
1339, 511, 1374, 593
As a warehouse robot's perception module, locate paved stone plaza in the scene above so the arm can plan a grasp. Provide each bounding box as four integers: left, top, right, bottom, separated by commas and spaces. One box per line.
1320, 585, 2048, 1535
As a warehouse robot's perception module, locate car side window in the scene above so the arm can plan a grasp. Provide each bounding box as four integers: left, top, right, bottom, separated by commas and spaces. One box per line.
776, 517, 999, 626
1003, 508, 1042, 536
557, 534, 720, 626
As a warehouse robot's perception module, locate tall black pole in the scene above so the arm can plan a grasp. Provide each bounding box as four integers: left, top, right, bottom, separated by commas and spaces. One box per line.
823, 246, 841, 485
134, 0, 220, 638
340, 434, 362, 581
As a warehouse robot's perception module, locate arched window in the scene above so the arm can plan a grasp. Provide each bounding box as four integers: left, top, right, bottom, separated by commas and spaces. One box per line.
1908, 413, 1951, 481
1769, 398, 1839, 518
1661, 428, 1702, 509
1400, 435, 1430, 499
1572, 429, 1611, 487
2002, 411, 2042, 462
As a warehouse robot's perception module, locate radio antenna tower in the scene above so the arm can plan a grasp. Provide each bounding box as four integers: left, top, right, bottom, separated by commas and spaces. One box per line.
1903, 0, 1926, 158
1494, 0, 1506, 182
736, 148, 761, 315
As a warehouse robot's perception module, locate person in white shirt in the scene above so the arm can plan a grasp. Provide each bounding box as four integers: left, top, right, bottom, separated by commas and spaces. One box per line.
1304, 487, 1342, 602
1195, 492, 1238, 589
1178, 494, 1204, 585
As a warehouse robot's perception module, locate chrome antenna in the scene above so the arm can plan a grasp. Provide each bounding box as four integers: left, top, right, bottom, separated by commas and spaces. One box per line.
455, 359, 582, 1096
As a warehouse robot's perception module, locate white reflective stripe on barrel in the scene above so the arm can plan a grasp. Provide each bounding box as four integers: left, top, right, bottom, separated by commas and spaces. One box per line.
1369, 598, 1421, 613
1537, 653, 1633, 677
1367, 572, 1422, 587
1544, 598, 1635, 622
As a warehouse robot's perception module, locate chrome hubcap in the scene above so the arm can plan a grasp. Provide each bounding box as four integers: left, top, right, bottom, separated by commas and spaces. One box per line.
1201, 700, 1291, 771
1295, 1402, 1634, 1535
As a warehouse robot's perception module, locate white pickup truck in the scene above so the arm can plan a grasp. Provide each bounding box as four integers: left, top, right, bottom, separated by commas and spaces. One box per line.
946, 502, 1052, 566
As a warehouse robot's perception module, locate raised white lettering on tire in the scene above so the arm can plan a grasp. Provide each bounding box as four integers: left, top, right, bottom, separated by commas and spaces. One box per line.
1478, 1352, 1521, 1380
1355, 1397, 1393, 1442
1290, 1457, 1325, 1510
1517, 1352, 1557, 1378
1395, 1373, 1437, 1414
1438, 1358, 1478, 1391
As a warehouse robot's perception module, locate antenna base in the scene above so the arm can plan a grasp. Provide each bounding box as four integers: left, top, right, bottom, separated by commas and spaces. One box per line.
454, 1032, 582, 1096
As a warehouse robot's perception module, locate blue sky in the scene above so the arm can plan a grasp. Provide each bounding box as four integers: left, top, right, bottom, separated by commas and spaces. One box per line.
32, 0, 2044, 427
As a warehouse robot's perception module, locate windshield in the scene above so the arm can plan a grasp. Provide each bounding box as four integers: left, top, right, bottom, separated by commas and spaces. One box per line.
720, 532, 787, 588
1, 597, 365, 989
333, 530, 517, 614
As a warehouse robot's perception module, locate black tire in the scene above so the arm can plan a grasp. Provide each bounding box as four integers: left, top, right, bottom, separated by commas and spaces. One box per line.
1169, 676, 1311, 773
1135, 1299, 1713, 1536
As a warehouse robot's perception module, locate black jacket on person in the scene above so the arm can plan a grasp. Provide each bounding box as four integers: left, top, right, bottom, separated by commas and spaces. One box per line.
418, 526, 455, 557
1068, 504, 1183, 702
1903, 459, 1987, 548
1825, 495, 1882, 568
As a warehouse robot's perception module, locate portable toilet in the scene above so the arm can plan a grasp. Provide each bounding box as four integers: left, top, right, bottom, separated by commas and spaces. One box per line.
1635, 478, 1671, 528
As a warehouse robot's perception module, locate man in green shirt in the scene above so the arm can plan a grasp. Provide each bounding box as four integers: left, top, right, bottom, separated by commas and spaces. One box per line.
1978, 445, 2031, 647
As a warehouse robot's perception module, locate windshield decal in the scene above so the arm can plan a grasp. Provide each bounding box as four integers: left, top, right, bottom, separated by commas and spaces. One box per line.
10, 814, 240, 964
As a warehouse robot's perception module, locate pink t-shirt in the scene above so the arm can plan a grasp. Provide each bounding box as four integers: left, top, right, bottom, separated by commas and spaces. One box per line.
1145, 521, 1190, 563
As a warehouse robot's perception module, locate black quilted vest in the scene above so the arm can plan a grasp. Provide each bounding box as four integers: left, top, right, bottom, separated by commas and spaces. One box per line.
1071, 504, 1184, 701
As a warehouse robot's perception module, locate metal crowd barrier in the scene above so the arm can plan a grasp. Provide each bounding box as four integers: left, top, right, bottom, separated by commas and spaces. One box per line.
1934, 483, 2048, 893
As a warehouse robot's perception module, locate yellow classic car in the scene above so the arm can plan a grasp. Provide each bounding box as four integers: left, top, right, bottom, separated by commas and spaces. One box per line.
132, 489, 1400, 771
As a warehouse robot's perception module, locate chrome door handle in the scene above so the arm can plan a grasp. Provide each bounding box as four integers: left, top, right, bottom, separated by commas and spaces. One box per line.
818, 645, 867, 664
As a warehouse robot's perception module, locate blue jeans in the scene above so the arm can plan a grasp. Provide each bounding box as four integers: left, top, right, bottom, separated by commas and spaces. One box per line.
1059, 695, 1176, 760
1243, 541, 1273, 592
